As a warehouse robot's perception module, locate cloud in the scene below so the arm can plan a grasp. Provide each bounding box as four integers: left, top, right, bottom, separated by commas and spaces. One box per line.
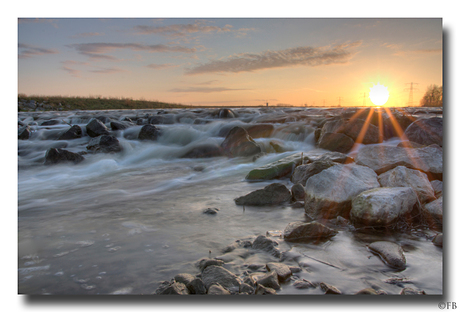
70, 32, 104, 38
68, 42, 196, 60
169, 87, 248, 93
89, 67, 126, 74
145, 63, 178, 70
61, 66, 81, 77
185, 41, 362, 75
132, 21, 232, 37
18, 43, 59, 59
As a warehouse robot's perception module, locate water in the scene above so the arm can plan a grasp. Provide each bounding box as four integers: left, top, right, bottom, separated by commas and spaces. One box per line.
17, 107, 443, 295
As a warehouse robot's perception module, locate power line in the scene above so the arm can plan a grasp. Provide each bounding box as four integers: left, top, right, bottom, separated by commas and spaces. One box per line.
404, 82, 419, 106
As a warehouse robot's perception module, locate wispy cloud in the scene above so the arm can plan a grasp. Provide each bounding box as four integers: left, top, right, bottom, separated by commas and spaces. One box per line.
68, 42, 196, 61
185, 41, 362, 75
61, 66, 81, 77
70, 32, 104, 38
145, 63, 178, 70
169, 87, 248, 93
18, 43, 58, 59
89, 67, 126, 74
133, 21, 233, 37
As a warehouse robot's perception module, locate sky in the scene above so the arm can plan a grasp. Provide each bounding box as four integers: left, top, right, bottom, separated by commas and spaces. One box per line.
18, 18, 442, 107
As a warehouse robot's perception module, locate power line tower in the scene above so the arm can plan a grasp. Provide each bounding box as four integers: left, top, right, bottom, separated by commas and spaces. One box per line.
337, 97, 342, 107
362, 92, 367, 106
404, 82, 419, 106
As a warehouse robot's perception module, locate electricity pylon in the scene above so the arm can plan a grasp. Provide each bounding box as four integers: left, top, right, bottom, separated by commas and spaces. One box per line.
404, 82, 419, 106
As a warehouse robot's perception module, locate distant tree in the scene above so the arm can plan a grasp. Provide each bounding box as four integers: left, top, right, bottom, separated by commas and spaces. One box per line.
420, 84, 443, 107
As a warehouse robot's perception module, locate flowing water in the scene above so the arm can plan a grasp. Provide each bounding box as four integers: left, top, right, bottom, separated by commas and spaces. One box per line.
17, 107, 442, 295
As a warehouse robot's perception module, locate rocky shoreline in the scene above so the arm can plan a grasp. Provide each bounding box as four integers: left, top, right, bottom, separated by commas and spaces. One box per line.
18, 106, 443, 295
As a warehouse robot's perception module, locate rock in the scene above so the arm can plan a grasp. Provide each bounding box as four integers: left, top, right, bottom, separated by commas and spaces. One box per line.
378, 166, 436, 204
432, 233, 443, 247
188, 278, 207, 294
201, 265, 241, 292
156, 281, 189, 295
368, 241, 406, 270
40, 119, 60, 126
174, 273, 195, 286
320, 282, 342, 294
291, 159, 335, 186
318, 132, 355, 154
397, 141, 426, 149
421, 196, 443, 229
245, 124, 274, 138
355, 288, 379, 295
252, 235, 281, 257
86, 118, 110, 137
148, 115, 175, 125
234, 183, 291, 206
44, 148, 84, 165
245, 154, 300, 180
220, 126, 261, 158
18, 125, 30, 140
350, 187, 418, 227
404, 117, 443, 147
180, 144, 223, 158
266, 262, 292, 282
431, 180, 443, 197
255, 284, 277, 295
291, 183, 305, 201
197, 258, 224, 272
58, 125, 82, 140
239, 282, 255, 294
293, 279, 316, 289
304, 151, 354, 164
254, 271, 280, 290
304, 163, 380, 219
355, 145, 443, 180
203, 208, 219, 215
218, 108, 236, 119
269, 140, 287, 153
283, 221, 338, 243
400, 287, 426, 295
87, 135, 123, 153
319, 117, 381, 145
110, 121, 130, 131
95, 115, 111, 124
138, 124, 161, 141
207, 284, 231, 295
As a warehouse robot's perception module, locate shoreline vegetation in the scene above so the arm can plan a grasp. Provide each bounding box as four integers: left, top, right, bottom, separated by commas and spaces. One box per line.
18, 94, 438, 111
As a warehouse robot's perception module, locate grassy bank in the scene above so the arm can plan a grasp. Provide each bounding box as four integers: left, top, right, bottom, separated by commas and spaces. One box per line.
18, 95, 187, 111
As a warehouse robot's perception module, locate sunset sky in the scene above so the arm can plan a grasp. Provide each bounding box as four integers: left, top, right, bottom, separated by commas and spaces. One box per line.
18, 18, 442, 107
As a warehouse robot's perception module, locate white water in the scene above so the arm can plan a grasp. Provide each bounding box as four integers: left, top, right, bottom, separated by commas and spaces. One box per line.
17, 107, 442, 295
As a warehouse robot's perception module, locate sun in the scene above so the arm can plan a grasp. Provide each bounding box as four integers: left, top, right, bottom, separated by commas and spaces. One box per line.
369, 83, 390, 106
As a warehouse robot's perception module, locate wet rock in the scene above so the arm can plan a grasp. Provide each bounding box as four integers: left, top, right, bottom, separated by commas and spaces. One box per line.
304, 163, 380, 219
421, 196, 443, 229
44, 148, 84, 165
58, 125, 82, 140
220, 126, 261, 158
203, 208, 219, 215
138, 124, 161, 141
320, 282, 342, 294
181, 144, 224, 158
293, 279, 316, 289
86, 118, 109, 137
218, 108, 236, 119
255, 284, 277, 295
432, 233, 443, 247
148, 115, 175, 125
174, 273, 195, 286
368, 241, 406, 270
254, 271, 280, 290
283, 221, 338, 243
318, 132, 355, 154
431, 180, 443, 197
266, 262, 292, 282
207, 283, 231, 295
355, 288, 379, 295
355, 145, 443, 180
188, 278, 207, 294
252, 235, 281, 257
245, 124, 274, 138
239, 282, 255, 294
222, 239, 252, 253
18, 125, 30, 140
378, 166, 436, 204
291, 159, 335, 186
234, 183, 291, 206
350, 187, 418, 227
291, 183, 305, 201
40, 119, 60, 126
110, 120, 130, 131
87, 135, 123, 153
400, 287, 426, 295
404, 117, 443, 147
246, 155, 299, 180
197, 258, 224, 272
269, 140, 287, 153
95, 115, 111, 124
201, 265, 242, 292
156, 281, 189, 295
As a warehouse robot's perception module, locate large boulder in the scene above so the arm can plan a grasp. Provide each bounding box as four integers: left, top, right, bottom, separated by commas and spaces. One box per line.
291, 159, 335, 186
200, 265, 241, 292
378, 166, 436, 204
304, 163, 380, 219
368, 241, 406, 270
404, 117, 443, 147
245, 124, 275, 138
283, 221, 338, 243
319, 117, 381, 145
350, 187, 418, 227
58, 125, 82, 140
44, 148, 84, 165
138, 124, 161, 141
318, 132, 355, 154
355, 145, 443, 180
234, 183, 291, 206
421, 196, 443, 229
86, 118, 109, 137
220, 126, 261, 158
87, 135, 123, 153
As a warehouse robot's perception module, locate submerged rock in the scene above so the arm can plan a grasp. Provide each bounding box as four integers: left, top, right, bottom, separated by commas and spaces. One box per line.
138, 124, 161, 141
87, 135, 123, 153
234, 183, 291, 206
180, 144, 223, 158
368, 241, 406, 270
44, 148, 84, 165
58, 125, 82, 140
283, 221, 338, 243
221, 126, 261, 158
350, 187, 418, 227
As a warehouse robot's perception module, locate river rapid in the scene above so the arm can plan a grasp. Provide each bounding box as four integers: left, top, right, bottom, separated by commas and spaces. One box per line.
17, 107, 442, 295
